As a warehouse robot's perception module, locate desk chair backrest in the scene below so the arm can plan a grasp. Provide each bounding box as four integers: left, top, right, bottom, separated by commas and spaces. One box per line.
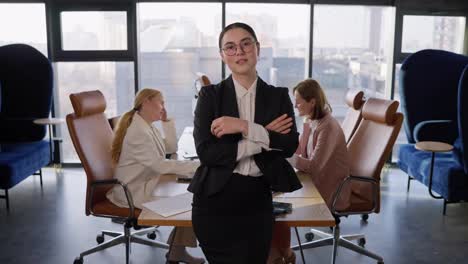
341, 89, 365, 143
108, 116, 121, 130
457, 65, 468, 174
0, 44, 53, 142
194, 74, 212, 98
400, 49, 468, 143
197, 74, 211, 87
66, 90, 114, 215
347, 98, 403, 213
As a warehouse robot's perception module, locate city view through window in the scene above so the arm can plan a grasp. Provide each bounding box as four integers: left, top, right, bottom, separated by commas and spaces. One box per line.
0, 3, 466, 162
137, 3, 222, 142
402, 15, 466, 54
0, 4, 47, 55
313, 5, 396, 120
61, 11, 128, 51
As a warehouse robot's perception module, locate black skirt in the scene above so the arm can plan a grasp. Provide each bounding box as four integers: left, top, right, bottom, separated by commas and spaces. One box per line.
192, 173, 274, 264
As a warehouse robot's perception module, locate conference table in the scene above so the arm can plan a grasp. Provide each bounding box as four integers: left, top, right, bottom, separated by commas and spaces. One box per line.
138, 127, 336, 262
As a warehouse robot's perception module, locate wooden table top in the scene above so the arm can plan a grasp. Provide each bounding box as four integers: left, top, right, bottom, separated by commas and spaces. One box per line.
138, 127, 335, 227
139, 171, 335, 228
415, 141, 453, 153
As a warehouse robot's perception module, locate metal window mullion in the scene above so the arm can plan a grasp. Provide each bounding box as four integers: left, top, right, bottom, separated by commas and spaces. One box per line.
131, 2, 139, 93
308, 0, 314, 78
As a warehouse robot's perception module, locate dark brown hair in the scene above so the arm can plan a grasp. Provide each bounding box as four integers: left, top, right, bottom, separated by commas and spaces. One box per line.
218, 22, 258, 49
293, 79, 332, 120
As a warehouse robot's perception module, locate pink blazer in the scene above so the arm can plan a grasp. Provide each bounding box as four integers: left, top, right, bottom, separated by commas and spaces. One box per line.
293, 113, 351, 210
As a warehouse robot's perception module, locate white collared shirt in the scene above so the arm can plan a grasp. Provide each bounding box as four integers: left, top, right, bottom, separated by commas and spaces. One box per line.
232, 77, 271, 177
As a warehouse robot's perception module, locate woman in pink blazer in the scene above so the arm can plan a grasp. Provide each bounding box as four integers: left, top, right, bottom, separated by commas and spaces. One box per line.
268, 79, 351, 264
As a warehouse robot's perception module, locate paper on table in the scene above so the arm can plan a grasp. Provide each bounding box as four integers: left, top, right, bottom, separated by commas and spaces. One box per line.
142, 192, 193, 218
151, 174, 190, 197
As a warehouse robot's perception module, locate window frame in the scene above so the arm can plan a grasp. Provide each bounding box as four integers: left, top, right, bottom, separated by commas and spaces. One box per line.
391, 9, 468, 99
50, 3, 136, 62
29, 0, 466, 165
48, 2, 138, 164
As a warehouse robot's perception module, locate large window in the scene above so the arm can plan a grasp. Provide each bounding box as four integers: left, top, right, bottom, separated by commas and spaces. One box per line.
53, 7, 134, 163
226, 3, 310, 91
402, 15, 466, 54
0, 3, 47, 55
60, 11, 128, 51
392, 63, 407, 161
56, 62, 134, 162
313, 5, 395, 121
393, 63, 402, 102
137, 2, 222, 136
393, 15, 466, 162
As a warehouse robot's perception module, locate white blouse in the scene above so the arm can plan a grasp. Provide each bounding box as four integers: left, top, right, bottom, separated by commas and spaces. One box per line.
107, 114, 199, 208
232, 77, 271, 177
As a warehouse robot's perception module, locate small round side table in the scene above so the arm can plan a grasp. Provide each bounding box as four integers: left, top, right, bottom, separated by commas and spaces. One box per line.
415, 141, 453, 201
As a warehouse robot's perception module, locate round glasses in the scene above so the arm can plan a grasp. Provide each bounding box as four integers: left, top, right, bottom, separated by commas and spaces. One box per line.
221, 39, 257, 56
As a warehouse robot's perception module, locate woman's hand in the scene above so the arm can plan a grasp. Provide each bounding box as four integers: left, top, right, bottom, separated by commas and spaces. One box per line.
161, 108, 168, 122
211, 116, 248, 138
265, 114, 293, 134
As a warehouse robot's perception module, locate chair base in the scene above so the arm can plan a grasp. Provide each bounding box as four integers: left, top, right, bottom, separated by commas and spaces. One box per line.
75, 225, 168, 264
291, 227, 384, 264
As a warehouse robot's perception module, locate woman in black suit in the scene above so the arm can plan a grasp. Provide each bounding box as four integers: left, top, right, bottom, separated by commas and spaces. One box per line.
188, 22, 302, 264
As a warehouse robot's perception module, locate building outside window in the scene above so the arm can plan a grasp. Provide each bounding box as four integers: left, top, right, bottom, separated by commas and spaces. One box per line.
137, 3, 222, 136
313, 5, 396, 121
0, 3, 47, 55
56, 11, 134, 162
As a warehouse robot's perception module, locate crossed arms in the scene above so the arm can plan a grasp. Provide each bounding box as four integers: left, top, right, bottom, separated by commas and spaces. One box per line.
193, 87, 298, 168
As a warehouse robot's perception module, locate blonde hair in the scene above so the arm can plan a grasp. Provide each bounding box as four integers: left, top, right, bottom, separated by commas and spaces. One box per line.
293, 79, 332, 120
111, 88, 162, 164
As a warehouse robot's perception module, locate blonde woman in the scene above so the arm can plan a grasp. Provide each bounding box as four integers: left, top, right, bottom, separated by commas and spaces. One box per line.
269, 79, 351, 263
107, 88, 204, 264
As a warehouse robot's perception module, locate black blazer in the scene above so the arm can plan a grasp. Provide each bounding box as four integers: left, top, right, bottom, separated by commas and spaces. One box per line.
188, 76, 302, 196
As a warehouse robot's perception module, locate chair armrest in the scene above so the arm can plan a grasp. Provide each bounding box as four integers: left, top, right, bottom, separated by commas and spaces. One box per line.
331, 176, 378, 217
89, 179, 136, 220
91, 179, 119, 185
414, 120, 457, 144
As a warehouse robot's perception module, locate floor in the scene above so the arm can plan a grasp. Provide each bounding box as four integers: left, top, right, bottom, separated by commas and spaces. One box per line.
0, 166, 467, 264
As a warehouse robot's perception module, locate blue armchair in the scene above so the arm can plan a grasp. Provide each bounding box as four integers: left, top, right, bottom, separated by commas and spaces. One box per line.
397, 49, 468, 214
0, 44, 53, 211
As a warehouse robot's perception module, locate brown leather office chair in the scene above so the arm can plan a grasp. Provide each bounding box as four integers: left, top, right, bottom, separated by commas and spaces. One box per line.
194, 73, 212, 98
293, 98, 403, 264
67, 90, 168, 264
108, 116, 121, 130
197, 73, 211, 87
341, 89, 365, 143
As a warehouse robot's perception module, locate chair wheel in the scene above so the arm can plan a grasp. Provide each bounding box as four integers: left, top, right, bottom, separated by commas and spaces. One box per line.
305, 232, 314, 242
147, 232, 157, 240
358, 237, 366, 247
361, 214, 369, 221
96, 234, 105, 244
74, 257, 83, 264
